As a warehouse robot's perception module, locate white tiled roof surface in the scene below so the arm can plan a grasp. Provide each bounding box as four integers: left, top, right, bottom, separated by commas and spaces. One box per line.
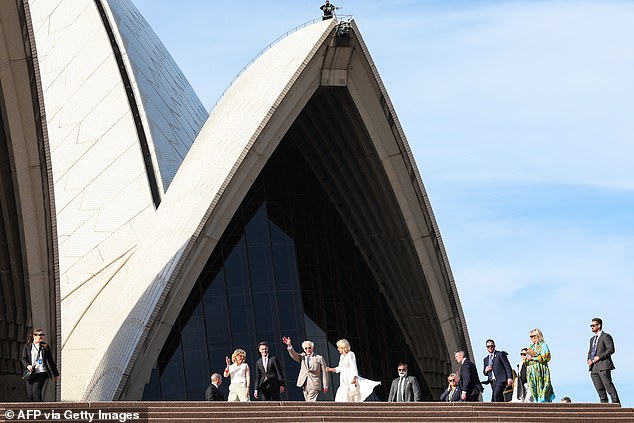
106, 0, 208, 189
59, 17, 334, 400
28, 0, 206, 392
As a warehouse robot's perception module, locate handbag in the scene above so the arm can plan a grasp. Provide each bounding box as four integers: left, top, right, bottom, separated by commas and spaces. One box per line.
22, 369, 33, 380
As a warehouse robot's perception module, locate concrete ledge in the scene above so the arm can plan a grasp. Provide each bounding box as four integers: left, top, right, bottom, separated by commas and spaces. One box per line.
0, 401, 630, 423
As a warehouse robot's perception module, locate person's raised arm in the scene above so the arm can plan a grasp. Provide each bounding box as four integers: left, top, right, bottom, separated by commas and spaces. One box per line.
282, 336, 302, 362
224, 356, 231, 378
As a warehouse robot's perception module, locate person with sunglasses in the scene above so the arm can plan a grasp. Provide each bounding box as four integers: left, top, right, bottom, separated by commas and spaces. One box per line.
524, 328, 555, 402
282, 336, 329, 401
439, 373, 461, 402
388, 362, 421, 402
511, 348, 532, 402
482, 339, 513, 402
21, 329, 59, 401
587, 318, 620, 404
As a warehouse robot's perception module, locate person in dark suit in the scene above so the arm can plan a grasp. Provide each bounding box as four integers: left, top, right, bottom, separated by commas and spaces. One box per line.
388, 362, 421, 402
21, 329, 60, 401
439, 373, 462, 402
205, 373, 225, 401
254, 341, 285, 400
454, 350, 483, 402
482, 339, 513, 402
587, 318, 620, 403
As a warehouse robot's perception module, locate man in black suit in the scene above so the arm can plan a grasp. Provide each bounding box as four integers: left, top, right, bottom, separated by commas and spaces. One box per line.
388, 362, 421, 402
205, 373, 225, 401
254, 341, 285, 400
587, 318, 620, 403
454, 350, 483, 402
482, 339, 513, 402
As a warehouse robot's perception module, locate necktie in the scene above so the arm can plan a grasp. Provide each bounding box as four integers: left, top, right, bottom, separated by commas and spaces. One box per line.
398, 376, 406, 401
263, 356, 268, 371
489, 354, 495, 381
306, 354, 311, 368
591, 335, 599, 357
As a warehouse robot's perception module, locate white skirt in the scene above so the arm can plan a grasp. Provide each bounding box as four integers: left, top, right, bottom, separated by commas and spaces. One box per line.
335, 376, 380, 402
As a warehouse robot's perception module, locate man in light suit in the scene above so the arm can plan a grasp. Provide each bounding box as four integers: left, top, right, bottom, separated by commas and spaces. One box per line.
482, 339, 513, 402
282, 336, 328, 401
388, 362, 421, 402
455, 350, 483, 402
254, 341, 285, 401
587, 318, 620, 403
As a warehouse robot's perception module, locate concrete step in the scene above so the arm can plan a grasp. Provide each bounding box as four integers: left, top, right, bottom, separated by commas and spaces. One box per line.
0, 401, 631, 423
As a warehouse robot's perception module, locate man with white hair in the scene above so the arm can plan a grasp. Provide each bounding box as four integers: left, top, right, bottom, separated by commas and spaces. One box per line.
454, 350, 483, 402
282, 336, 329, 401
205, 373, 225, 401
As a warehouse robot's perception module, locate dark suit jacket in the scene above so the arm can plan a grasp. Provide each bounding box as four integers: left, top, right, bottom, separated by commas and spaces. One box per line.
457, 358, 483, 399
588, 332, 616, 372
482, 350, 513, 383
255, 355, 285, 390
205, 383, 225, 401
21, 342, 59, 379
388, 375, 421, 402
440, 386, 462, 402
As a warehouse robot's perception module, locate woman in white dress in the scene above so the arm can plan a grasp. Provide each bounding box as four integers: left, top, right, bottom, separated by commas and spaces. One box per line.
224, 348, 250, 401
326, 339, 380, 402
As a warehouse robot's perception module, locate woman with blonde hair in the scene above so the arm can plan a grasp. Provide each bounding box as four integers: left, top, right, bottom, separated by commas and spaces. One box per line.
524, 328, 555, 402
440, 373, 461, 402
224, 348, 250, 401
326, 339, 380, 402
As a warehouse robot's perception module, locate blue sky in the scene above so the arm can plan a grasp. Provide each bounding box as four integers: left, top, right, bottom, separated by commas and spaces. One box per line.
132, 0, 634, 405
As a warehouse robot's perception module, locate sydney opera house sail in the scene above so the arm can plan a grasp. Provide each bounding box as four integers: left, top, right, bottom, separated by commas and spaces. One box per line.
0, 0, 472, 402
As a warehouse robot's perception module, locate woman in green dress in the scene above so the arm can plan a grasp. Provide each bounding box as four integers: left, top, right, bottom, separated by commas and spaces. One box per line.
524, 328, 555, 402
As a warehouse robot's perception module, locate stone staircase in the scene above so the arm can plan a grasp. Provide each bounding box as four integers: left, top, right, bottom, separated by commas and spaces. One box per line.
1, 401, 631, 422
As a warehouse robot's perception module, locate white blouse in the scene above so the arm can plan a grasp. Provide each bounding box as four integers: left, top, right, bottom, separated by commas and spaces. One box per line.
228, 363, 248, 383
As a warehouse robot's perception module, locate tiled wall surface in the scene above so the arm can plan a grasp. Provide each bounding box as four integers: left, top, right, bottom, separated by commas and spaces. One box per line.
28, 0, 206, 399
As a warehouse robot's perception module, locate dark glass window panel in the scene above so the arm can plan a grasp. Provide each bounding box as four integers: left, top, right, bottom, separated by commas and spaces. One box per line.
207, 347, 229, 380
141, 368, 160, 400
247, 243, 274, 294
224, 237, 249, 296
245, 204, 268, 245
227, 295, 251, 342
180, 305, 208, 399
142, 97, 428, 399
158, 345, 186, 400
203, 273, 230, 346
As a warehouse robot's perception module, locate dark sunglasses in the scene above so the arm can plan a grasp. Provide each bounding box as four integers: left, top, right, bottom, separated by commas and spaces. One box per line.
34, 333, 45, 336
